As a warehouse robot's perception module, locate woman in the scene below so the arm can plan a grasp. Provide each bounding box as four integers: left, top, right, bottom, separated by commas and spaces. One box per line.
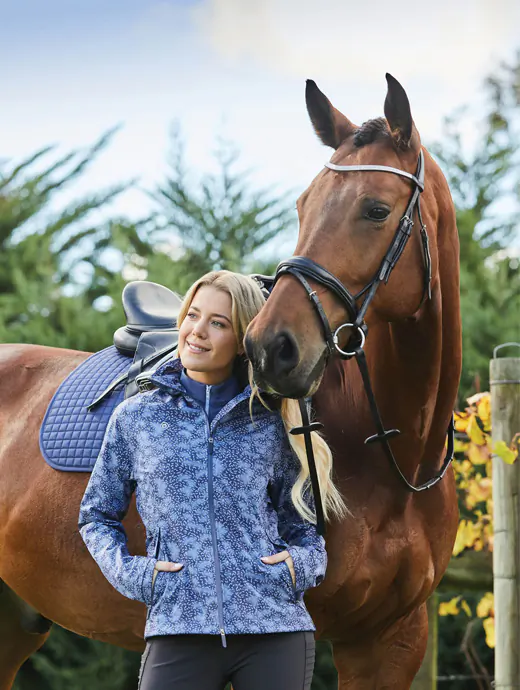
78, 270, 347, 690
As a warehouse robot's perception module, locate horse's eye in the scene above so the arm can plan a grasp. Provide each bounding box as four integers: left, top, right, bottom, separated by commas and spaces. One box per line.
366, 207, 389, 221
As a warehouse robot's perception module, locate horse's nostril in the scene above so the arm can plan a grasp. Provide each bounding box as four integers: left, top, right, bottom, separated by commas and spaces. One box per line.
278, 333, 295, 363
270, 331, 299, 376
245, 330, 299, 380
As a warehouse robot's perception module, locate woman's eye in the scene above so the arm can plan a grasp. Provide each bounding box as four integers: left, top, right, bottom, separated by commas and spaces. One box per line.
366, 207, 389, 221
187, 312, 197, 319
212, 321, 225, 328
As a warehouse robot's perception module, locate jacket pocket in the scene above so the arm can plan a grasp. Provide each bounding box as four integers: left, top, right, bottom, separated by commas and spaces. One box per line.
256, 556, 297, 603
147, 528, 163, 606
280, 559, 298, 601
261, 529, 298, 602
150, 570, 167, 608
148, 530, 183, 608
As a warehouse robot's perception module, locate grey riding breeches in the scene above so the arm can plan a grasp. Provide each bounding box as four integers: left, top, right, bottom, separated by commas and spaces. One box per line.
138, 631, 315, 690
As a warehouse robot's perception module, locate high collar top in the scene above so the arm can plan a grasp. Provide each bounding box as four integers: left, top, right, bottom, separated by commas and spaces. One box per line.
179, 367, 241, 424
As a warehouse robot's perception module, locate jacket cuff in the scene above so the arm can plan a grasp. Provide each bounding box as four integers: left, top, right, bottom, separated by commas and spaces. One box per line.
286, 544, 327, 597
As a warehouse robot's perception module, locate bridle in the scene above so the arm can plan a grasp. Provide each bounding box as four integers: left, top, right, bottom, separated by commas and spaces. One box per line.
276, 150, 431, 356
264, 149, 454, 536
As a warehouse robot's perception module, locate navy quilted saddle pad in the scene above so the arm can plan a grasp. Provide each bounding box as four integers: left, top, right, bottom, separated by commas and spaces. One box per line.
39, 346, 131, 472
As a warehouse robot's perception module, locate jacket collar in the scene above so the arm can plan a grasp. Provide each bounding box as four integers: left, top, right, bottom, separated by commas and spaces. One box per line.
180, 367, 241, 408
148, 357, 279, 409
149, 357, 253, 398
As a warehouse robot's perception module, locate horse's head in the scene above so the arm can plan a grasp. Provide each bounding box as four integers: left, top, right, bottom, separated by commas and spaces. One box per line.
245, 74, 442, 398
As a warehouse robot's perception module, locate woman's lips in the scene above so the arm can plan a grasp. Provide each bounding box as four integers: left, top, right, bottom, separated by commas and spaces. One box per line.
187, 341, 209, 354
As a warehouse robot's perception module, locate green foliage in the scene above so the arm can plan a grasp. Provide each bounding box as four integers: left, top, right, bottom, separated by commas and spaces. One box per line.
14, 626, 141, 690
431, 53, 520, 399
150, 128, 295, 293
312, 641, 338, 690
0, 129, 129, 350
437, 591, 494, 688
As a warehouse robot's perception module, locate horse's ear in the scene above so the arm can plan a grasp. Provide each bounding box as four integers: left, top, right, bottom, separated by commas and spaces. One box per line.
384, 73, 420, 150
305, 80, 355, 149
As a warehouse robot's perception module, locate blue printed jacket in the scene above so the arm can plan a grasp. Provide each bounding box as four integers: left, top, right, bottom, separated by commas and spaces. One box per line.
78, 358, 327, 644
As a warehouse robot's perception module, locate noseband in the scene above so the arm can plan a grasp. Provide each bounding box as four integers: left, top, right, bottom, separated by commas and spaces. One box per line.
258, 150, 454, 535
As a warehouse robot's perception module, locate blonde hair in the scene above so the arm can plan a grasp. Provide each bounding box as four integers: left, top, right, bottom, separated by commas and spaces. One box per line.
178, 270, 349, 525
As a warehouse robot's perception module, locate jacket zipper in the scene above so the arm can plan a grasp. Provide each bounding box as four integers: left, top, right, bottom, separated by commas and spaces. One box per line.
205, 385, 227, 649
149, 379, 250, 646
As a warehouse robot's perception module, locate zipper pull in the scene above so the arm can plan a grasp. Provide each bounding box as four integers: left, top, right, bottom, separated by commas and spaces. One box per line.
209, 436, 214, 444
220, 628, 227, 648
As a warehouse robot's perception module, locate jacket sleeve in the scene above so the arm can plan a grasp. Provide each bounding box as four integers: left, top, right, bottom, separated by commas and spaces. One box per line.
269, 426, 328, 598
78, 403, 157, 605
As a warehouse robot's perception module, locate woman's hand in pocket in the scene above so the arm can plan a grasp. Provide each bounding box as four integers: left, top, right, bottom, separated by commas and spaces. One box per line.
260, 551, 296, 587
152, 560, 183, 586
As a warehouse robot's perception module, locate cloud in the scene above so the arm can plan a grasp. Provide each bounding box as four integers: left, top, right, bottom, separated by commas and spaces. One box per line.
195, 0, 519, 85
188, 0, 520, 147
2, 0, 518, 223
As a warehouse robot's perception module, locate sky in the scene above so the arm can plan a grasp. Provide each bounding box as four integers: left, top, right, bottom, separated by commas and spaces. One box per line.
1, 0, 520, 226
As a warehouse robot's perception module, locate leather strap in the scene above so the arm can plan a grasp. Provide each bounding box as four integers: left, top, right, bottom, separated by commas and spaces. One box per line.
275, 257, 359, 318
290, 399, 326, 535
354, 347, 454, 492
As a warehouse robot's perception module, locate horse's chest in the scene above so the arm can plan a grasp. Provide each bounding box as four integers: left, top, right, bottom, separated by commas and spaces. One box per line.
324, 516, 432, 628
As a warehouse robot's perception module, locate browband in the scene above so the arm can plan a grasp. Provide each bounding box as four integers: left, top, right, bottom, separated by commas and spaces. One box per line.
324, 161, 425, 192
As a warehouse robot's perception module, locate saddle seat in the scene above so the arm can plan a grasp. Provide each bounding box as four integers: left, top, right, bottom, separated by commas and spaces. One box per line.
113, 281, 182, 357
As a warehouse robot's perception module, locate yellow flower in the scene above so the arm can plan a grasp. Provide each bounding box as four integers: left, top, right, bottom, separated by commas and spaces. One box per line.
476, 395, 491, 431
493, 440, 518, 465
483, 617, 495, 648
460, 599, 472, 617
476, 592, 494, 619
439, 597, 461, 616
466, 414, 486, 446
468, 442, 491, 466
454, 411, 470, 433
453, 520, 480, 556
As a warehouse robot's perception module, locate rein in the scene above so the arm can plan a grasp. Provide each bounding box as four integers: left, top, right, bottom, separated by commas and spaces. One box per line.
265, 150, 454, 536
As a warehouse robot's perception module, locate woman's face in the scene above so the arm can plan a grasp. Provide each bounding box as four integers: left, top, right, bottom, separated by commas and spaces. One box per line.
178, 285, 242, 385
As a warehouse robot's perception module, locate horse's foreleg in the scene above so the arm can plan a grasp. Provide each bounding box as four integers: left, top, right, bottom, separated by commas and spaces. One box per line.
0, 580, 53, 690
332, 604, 429, 689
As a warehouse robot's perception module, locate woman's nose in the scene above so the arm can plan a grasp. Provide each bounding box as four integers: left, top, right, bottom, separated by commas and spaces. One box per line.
192, 323, 207, 339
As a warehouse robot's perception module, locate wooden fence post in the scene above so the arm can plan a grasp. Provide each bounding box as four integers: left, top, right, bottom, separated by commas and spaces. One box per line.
490, 345, 520, 689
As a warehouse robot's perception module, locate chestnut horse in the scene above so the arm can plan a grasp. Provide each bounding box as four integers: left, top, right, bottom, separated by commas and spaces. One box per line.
245, 75, 461, 688
0, 74, 460, 690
